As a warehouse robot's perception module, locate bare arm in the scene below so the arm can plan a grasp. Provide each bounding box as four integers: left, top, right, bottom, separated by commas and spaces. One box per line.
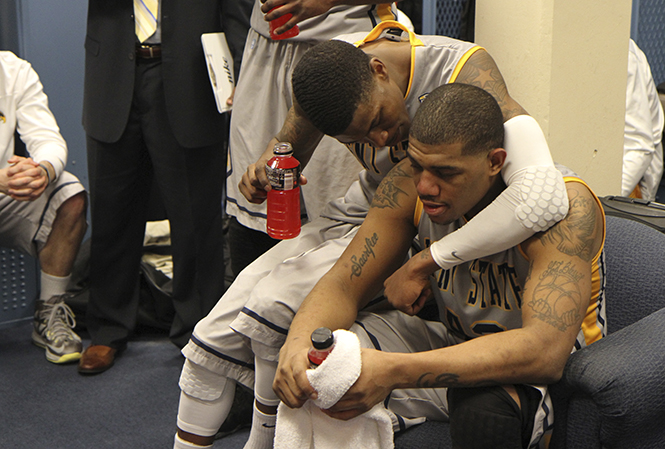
273, 159, 417, 407
261, 0, 402, 36
238, 99, 324, 203
327, 182, 603, 419
456, 48, 527, 121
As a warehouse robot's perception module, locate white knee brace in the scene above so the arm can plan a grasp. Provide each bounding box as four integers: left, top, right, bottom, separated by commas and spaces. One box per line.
177, 360, 235, 437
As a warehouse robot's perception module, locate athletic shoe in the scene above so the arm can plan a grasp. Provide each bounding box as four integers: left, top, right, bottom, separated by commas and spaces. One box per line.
32, 295, 83, 364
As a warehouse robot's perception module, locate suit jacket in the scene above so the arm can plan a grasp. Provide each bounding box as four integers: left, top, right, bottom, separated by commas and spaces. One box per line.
83, 0, 251, 148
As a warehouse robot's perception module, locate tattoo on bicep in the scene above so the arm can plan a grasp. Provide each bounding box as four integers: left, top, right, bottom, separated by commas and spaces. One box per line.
539, 188, 597, 261
526, 260, 584, 332
371, 164, 410, 210
349, 233, 379, 279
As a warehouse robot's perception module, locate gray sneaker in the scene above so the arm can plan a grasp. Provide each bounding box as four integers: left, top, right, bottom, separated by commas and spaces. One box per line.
32, 295, 82, 364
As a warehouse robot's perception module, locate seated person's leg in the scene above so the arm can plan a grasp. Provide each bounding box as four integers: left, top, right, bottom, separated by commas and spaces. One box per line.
0, 172, 86, 363
176, 218, 358, 448
243, 356, 280, 449
350, 310, 550, 447
176, 360, 236, 448
447, 384, 542, 449
34, 189, 87, 364
230, 227, 360, 357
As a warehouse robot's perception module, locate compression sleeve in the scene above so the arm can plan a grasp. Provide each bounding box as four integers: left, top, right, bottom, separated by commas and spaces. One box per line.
429, 115, 569, 270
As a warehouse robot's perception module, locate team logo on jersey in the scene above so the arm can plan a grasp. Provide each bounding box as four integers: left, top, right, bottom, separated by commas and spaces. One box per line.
0, 112, 5, 124
418, 93, 429, 103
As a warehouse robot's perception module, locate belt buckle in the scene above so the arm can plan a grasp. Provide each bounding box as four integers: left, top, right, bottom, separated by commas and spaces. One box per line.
138, 44, 158, 59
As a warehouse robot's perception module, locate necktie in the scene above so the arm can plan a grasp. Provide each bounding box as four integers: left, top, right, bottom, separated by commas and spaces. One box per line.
134, 0, 159, 43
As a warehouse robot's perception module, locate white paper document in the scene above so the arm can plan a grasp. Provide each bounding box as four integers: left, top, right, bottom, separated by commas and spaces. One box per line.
201, 32, 235, 113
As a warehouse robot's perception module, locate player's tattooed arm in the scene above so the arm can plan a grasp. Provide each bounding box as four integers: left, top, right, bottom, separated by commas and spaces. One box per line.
416, 372, 497, 388
537, 184, 599, 262
371, 161, 412, 210
524, 182, 602, 332
275, 102, 324, 163
526, 259, 584, 332
457, 49, 527, 121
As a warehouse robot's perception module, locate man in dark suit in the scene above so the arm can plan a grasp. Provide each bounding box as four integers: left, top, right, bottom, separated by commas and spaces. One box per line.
79, 0, 252, 374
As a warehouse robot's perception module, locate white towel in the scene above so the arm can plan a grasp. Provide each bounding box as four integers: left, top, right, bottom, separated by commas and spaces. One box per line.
274, 330, 394, 449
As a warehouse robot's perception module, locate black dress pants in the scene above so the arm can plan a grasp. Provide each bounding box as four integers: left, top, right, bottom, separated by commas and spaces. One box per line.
85, 58, 226, 349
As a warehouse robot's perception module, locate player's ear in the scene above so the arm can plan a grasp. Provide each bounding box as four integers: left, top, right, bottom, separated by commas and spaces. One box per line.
369, 57, 389, 81
487, 147, 506, 175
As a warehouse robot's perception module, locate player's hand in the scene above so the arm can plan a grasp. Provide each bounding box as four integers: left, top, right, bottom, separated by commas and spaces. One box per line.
6, 156, 48, 202
273, 336, 317, 409
239, 153, 272, 204
384, 249, 437, 316
238, 149, 308, 204
322, 348, 394, 420
260, 0, 334, 35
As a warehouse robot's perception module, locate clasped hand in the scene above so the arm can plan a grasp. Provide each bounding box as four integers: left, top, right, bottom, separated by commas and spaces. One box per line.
274, 340, 394, 421
3, 156, 49, 201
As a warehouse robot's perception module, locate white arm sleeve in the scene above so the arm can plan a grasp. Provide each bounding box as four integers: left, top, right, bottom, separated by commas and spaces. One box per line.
429, 115, 569, 270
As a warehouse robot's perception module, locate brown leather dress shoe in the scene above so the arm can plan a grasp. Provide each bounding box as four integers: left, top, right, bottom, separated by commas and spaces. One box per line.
78, 345, 117, 374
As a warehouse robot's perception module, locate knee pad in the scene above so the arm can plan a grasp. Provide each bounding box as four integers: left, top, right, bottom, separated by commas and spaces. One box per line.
177, 360, 235, 437
179, 359, 228, 401
447, 386, 539, 449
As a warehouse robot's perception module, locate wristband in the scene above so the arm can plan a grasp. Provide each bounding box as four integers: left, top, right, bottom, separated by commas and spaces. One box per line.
38, 163, 52, 185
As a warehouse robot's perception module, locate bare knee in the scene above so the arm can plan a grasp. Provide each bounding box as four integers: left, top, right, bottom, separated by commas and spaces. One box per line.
57, 192, 88, 222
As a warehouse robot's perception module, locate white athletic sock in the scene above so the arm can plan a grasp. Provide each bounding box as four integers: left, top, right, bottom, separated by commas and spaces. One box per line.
39, 271, 71, 300
173, 433, 211, 449
242, 404, 277, 449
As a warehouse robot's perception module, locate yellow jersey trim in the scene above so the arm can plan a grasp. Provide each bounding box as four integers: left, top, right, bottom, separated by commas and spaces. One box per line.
414, 197, 424, 228
375, 4, 397, 22
449, 46, 484, 83
353, 20, 424, 48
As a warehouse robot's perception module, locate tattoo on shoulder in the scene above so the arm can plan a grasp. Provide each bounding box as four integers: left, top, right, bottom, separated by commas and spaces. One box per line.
538, 187, 598, 261
349, 232, 379, 280
371, 165, 411, 210
458, 51, 524, 119
526, 259, 584, 332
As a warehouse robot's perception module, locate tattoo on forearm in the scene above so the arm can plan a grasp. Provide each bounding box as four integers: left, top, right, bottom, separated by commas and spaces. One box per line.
278, 116, 308, 146
371, 165, 410, 210
539, 188, 597, 261
416, 372, 497, 389
527, 260, 584, 332
349, 233, 379, 279
416, 372, 460, 388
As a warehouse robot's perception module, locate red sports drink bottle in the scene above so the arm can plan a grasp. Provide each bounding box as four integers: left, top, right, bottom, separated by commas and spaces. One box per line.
269, 6, 300, 40
266, 142, 301, 239
308, 327, 335, 368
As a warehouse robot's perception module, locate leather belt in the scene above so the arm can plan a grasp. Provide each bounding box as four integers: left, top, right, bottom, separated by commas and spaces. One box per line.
136, 44, 162, 59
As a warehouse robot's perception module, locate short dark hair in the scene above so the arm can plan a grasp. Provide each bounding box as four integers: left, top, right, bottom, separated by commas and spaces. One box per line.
292, 40, 374, 136
410, 83, 504, 155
